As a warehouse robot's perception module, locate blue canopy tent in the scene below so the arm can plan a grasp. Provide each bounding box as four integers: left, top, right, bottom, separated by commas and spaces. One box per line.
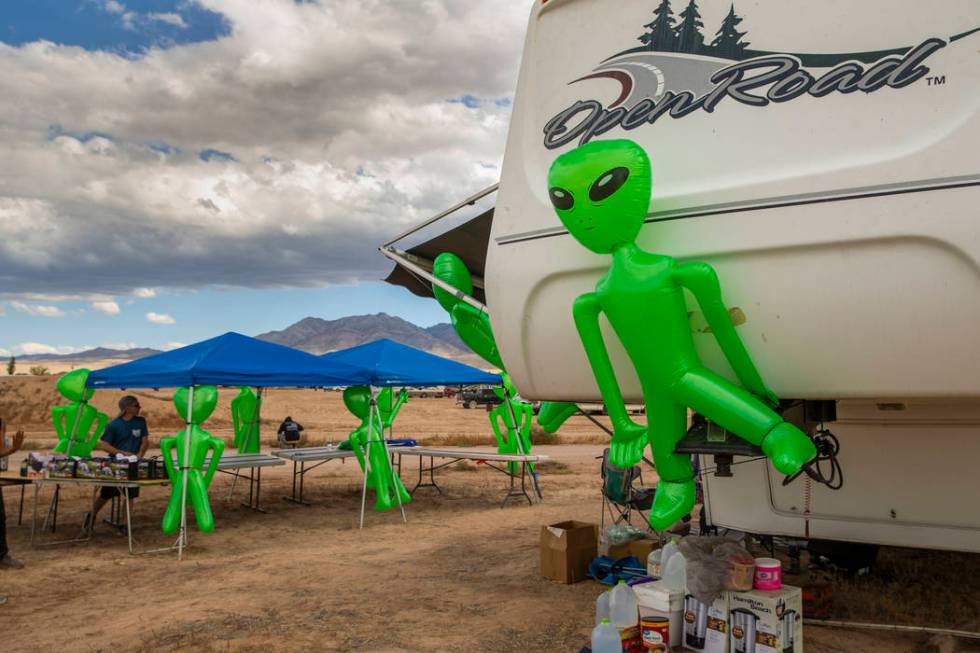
318, 338, 501, 387
86, 332, 371, 557
320, 338, 503, 526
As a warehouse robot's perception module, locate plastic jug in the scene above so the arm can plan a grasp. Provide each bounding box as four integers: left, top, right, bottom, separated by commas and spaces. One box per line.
591, 618, 622, 653
662, 550, 687, 591
660, 536, 680, 573
595, 588, 612, 626
609, 579, 639, 629
647, 547, 663, 577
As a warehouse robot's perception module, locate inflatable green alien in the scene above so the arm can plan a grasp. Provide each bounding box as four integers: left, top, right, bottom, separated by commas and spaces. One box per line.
547, 139, 817, 530
342, 386, 411, 512
431, 253, 577, 467
161, 385, 225, 535
231, 387, 261, 454
51, 369, 108, 457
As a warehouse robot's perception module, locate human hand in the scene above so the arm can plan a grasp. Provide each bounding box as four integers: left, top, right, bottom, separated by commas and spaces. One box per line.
11, 430, 25, 452
609, 422, 647, 468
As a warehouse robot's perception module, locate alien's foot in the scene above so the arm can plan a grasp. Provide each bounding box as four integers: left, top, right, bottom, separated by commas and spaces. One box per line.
762, 422, 817, 475
648, 479, 696, 532
609, 427, 647, 468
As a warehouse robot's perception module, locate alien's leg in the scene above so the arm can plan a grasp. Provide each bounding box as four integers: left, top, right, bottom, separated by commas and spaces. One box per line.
188, 472, 215, 533
160, 439, 183, 535
646, 396, 697, 531
673, 367, 816, 475
367, 436, 394, 512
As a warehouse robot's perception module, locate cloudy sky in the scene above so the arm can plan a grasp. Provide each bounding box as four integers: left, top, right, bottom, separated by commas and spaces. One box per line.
0, 0, 529, 356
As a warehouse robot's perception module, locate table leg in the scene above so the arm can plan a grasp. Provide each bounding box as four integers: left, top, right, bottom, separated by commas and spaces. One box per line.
17, 484, 24, 526
124, 489, 134, 555
30, 482, 38, 547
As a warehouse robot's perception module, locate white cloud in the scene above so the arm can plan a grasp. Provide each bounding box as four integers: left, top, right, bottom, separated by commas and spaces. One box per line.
0, 0, 526, 296
102, 341, 138, 350
163, 341, 186, 351
146, 312, 176, 324
16, 342, 88, 356
0, 347, 11, 357
10, 301, 66, 318
132, 288, 157, 298
149, 12, 187, 29
92, 300, 121, 315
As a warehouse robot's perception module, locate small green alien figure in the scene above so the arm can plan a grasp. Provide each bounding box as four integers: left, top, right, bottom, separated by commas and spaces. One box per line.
230, 386, 262, 454
161, 385, 225, 535
51, 369, 108, 458
342, 385, 412, 512
547, 139, 817, 530
431, 252, 577, 469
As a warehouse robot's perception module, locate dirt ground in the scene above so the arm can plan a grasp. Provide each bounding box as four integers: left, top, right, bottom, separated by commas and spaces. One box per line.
2, 379, 979, 652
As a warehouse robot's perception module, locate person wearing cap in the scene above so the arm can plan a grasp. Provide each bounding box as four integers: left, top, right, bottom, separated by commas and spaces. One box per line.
0, 429, 26, 578
86, 395, 150, 528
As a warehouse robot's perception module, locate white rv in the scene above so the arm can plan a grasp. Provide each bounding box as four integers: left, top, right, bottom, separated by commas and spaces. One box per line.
384, 0, 980, 552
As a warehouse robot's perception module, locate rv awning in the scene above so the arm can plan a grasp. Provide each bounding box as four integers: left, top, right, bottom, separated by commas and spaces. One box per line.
87, 332, 371, 389
381, 185, 495, 304
320, 338, 500, 388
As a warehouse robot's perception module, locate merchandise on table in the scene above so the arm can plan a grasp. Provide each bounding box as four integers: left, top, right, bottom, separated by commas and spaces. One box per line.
752, 558, 783, 591
683, 592, 730, 653
729, 586, 802, 653
640, 615, 670, 651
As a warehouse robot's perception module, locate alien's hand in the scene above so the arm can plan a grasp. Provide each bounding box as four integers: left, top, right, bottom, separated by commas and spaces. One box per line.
609, 421, 647, 468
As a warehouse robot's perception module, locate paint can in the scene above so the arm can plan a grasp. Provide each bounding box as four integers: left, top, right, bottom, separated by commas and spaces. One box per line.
640, 616, 671, 651
753, 558, 782, 590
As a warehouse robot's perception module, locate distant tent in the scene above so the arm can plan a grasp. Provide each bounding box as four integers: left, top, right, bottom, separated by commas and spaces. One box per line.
320, 338, 501, 387
87, 332, 370, 389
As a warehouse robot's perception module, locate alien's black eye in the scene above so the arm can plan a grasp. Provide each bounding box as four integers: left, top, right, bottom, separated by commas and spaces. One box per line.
589, 167, 630, 202
548, 187, 574, 211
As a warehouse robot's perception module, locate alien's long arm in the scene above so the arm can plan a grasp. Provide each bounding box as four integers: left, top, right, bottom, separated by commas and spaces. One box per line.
573, 293, 646, 466
451, 304, 505, 370
203, 436, 225, 487
673, 262, 778, 407
537, 401, 579, 434
88, 410, 108, 450
488, 404, 509, 451
388, 388, 409, 425
161, 436, 177, 479
51, 406, 67, 443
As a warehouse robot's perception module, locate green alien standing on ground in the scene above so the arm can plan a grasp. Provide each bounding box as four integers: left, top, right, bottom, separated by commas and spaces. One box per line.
230, 386, 262, 454
341, 386, 411, 512
160, 385, 225, 535
547, 139, 817, 530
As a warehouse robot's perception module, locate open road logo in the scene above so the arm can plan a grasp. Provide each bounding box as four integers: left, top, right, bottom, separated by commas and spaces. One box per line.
542, 1, 979, 149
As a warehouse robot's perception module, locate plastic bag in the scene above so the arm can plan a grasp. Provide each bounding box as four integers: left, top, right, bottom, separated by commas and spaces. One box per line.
678, 536, 754, 604
604, 523, 646, 545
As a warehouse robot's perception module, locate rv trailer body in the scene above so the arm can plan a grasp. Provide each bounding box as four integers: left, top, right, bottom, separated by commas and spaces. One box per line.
485, 0, 980, 551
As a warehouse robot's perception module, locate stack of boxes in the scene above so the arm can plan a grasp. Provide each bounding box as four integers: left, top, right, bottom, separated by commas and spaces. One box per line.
633, 577, 803, 652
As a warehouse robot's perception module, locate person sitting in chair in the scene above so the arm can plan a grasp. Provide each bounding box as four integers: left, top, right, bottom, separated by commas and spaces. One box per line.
277, 416, 304, 447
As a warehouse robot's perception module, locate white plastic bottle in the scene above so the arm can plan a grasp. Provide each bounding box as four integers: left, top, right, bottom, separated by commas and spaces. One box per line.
662, 550, 688, 591
660, 536, 680, 574
595, 588, 612, 626
591, 618, 621, 653
609, 579, 639, 629
647, 547, 663, 577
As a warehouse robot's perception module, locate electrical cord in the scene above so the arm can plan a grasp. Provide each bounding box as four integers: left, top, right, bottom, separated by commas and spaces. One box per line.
782, 428, 843, 490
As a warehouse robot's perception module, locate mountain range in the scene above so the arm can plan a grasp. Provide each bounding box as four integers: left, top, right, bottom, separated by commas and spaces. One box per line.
15, 313, 475, 365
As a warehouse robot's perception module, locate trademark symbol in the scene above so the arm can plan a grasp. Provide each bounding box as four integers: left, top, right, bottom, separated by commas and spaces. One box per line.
926, 75, 947, 86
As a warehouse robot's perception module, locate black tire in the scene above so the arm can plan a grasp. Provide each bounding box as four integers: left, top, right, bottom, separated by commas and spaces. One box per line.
467, 400, 477, 409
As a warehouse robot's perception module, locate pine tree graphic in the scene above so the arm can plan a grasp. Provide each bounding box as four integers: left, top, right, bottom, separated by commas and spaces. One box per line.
638, 0, 676, 52
711, 4, 750, 59
673, 0, 705, 54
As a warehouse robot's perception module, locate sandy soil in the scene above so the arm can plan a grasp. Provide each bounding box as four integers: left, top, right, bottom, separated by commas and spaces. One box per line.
1, 379, 979, 652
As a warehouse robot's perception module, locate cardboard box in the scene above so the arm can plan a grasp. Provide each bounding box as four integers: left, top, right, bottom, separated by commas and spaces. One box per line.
602, 537, 656, 561
729, 586, 803, 653
682, 593, 730, 652
634, 580, 685, 648
540, 521, 597, 584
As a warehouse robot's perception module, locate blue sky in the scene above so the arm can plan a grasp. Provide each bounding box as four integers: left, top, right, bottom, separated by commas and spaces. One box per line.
0, 1, 524, 356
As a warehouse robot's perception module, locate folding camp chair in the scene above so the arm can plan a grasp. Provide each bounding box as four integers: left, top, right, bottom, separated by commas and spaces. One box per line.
599, 448, 655, 532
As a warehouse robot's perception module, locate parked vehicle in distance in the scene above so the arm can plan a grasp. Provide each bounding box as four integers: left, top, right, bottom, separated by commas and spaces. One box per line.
404, 387, 444, 399
456, 386, 503, 410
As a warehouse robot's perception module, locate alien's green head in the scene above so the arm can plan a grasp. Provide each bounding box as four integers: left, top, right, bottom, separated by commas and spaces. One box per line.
173, 385, 218, 422
547, 139, 651, 254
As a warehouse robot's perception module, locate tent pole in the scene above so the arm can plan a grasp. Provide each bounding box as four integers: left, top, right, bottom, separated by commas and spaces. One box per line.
380, 394, 406, 523
503, 385, 542, 501
379, 247, 487, 313
359, 385, 373, 530
178, 385, 194, 560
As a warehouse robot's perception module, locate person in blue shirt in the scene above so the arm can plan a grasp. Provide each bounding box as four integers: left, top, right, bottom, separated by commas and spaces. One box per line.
85, 395, 150, 530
